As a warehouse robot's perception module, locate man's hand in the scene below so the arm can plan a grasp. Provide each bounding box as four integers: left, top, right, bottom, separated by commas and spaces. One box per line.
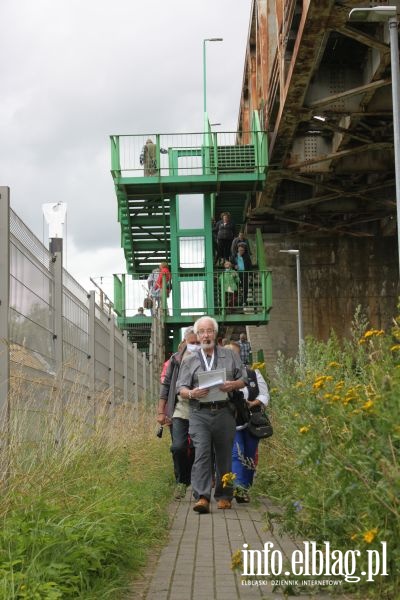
219, 380, 240, 393
157, 412, 171, 426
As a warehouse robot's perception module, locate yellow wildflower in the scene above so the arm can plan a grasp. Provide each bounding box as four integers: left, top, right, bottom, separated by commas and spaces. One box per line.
299, 426, 310, 434
222, 472, 236, 488
251, 361, 265, 370
363, 528, 378, 544
335, 381, 344, 390
362, 400, 374, 411
364, 329, 384, 338
313, 378, 326, 390
231, 549, 243, 570
323, 393, 333, 399
350, 533, 358, 541
328, 361, 341, 368
332, 395, 341, 402
390, 344, 400, 352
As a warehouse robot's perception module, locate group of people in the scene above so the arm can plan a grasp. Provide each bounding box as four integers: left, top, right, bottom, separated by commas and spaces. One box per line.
213, 213, 254, 309
157, 317, 270, 513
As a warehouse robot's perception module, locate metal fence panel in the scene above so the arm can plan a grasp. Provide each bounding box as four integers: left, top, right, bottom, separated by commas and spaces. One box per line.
5, 204, 158, 429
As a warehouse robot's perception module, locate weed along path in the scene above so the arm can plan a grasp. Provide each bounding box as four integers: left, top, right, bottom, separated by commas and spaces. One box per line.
125, 492, 358, 600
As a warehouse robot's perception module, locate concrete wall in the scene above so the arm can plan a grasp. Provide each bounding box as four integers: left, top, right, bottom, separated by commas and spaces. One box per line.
248, 234, 399, 364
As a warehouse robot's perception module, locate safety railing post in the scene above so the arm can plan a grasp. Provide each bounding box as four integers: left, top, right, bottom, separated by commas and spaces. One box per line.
108, 315, 115, 411
133, 342, 138, 418
50, 237, 64, 445
0, 187, 10, 484
149, 339, 154, 401
88, 291, 96, 429
123, 332, 128, 405
142, 351, 147, 404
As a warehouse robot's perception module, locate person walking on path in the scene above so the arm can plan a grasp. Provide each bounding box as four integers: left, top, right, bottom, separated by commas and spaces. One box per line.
177, 316, 246, 514
227, 341, 270, 503
157, 327, 200, 499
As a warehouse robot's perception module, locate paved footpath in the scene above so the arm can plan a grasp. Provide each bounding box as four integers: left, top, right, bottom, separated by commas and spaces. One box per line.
126, 489, 357, 600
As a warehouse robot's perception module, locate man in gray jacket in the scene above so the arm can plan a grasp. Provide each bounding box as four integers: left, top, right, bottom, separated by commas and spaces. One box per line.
177, 316, 246, 514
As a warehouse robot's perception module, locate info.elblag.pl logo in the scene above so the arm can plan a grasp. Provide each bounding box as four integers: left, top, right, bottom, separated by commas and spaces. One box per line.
241, 541, 388, 583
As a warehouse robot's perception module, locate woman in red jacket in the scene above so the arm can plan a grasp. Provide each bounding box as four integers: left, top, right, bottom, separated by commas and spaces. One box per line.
154, 262, 172, 301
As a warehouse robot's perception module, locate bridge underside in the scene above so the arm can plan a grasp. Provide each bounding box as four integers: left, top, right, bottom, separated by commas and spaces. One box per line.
240, 0, 399, 240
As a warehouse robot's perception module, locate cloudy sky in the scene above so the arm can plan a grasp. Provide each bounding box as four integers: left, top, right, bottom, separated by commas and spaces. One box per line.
1, 0, 252, 296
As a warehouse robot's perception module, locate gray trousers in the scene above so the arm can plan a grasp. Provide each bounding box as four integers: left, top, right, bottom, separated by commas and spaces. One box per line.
188, 404, 236, 501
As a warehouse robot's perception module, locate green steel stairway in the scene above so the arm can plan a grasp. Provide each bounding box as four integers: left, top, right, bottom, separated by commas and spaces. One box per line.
111, 112, 272, 354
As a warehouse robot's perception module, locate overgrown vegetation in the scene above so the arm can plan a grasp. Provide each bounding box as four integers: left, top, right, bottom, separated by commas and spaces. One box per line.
0, 383, 173, 599
254, 306, 400, 599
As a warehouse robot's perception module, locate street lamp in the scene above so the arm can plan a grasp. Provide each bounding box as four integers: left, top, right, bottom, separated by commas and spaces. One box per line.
349, 6, 400, 270
203, 38, 223, 125
280, 249, 304, 364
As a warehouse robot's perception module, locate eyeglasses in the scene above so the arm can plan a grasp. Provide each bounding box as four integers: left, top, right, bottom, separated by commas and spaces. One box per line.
197, 329, 215, 336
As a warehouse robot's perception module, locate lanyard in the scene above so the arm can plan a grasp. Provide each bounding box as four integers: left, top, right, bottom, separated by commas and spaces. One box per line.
200, 349, 215, 371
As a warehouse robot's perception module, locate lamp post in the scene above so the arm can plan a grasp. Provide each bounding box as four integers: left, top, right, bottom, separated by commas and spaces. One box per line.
349, 6, 400, 270
280, 249, 304, 364
203, 38, 223, 125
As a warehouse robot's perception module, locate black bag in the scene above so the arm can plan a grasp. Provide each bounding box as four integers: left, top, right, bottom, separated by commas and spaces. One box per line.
230, 390, 250, 427
247, 410, 273, 439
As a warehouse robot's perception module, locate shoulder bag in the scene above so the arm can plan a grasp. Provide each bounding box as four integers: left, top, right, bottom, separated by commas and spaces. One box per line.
247, 409, 273, 439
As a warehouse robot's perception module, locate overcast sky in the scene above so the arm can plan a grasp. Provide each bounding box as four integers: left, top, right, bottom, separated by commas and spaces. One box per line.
1, 0, 252, 296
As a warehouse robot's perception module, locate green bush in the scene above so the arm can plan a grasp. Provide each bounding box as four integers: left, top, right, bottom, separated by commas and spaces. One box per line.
254, 309, 400, 599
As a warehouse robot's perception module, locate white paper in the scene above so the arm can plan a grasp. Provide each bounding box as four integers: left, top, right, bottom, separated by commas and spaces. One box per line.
197, 368, 226, 389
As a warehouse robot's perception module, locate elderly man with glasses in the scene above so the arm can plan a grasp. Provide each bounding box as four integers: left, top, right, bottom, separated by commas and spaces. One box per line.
177, 316, 246, 514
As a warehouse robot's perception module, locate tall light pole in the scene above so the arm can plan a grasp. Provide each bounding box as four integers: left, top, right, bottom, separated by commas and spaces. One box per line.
203, 38, 223, 125
280, 249, 304, 364
349, 6, 400, 270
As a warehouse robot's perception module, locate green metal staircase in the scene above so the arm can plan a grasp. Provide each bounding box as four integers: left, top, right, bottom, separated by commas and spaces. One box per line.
111, 112, 272, 354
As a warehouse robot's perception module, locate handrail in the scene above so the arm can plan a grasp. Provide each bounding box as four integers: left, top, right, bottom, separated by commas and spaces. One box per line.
110, 127, 268, 178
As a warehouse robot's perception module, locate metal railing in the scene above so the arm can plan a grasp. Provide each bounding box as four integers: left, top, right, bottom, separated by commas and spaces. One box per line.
110, 128, 268, 178
120, 269, 272, 321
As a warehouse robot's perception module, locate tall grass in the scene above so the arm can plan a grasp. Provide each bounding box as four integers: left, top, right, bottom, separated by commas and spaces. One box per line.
0, 373, 173, 599
254, 307, 400, 599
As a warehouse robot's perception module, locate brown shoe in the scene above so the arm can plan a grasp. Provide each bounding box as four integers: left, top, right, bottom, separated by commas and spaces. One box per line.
217, 499, 232, 510
193, 497, 210, 514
